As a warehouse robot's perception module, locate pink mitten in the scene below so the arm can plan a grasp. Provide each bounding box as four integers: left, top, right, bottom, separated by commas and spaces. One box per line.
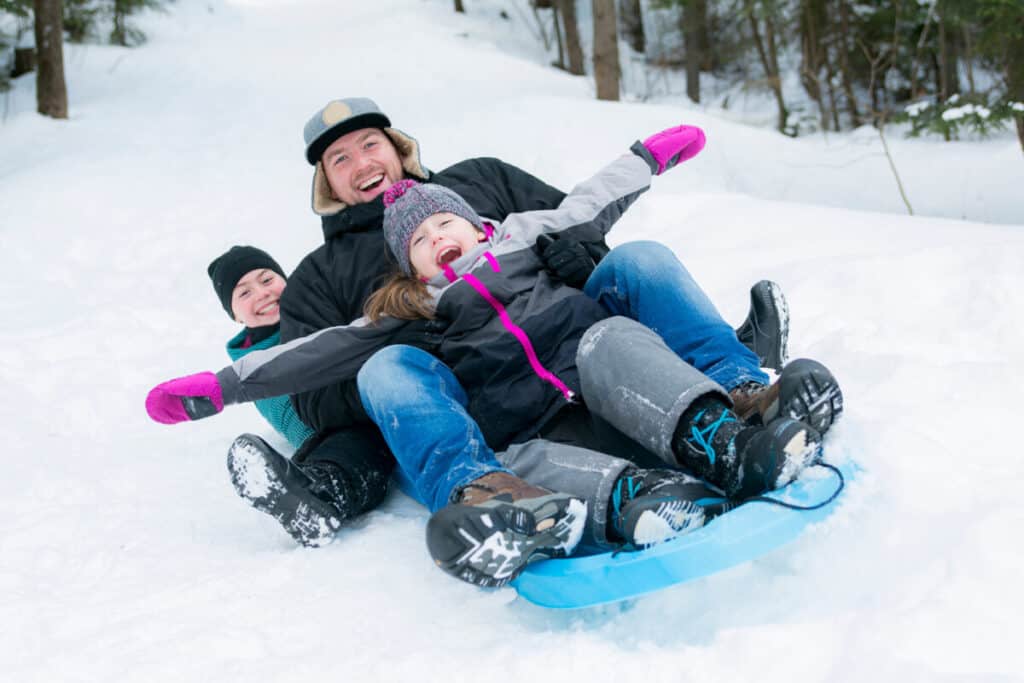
641, 125, 706, 175
146, 371, 224, 424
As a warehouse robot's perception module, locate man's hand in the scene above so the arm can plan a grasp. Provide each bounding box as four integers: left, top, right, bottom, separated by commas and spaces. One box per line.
146, 371, 224, 424
535, 234, 596, 289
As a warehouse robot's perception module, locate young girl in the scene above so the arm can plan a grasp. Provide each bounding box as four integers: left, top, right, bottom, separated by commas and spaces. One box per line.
205, 246, 392, 548
148, 125, 832, 586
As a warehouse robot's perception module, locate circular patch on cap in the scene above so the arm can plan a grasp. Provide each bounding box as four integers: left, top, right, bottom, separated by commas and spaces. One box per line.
322, 101, 353, 126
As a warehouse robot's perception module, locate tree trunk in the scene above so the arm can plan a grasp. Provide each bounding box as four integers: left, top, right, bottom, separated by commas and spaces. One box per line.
684, 0, 706, 103
13, 47, 36, 77
746, 3, 788, 133
111, 0, 126, 46
836, 0, 861, 127
764, 12, 786, 124
552, 3, 566, 70
454, 0, 465, 13
557, 0, 585, 75
34, 0, 67, 119
1008, 35, 1024, 155
910, 0, 936, 99
618, 0, 644, 54
798, 0, 827, 129
825, 53, 841, 131
592, 0, 620, 101
937, 10, 954, 101
962, 24, 975, 96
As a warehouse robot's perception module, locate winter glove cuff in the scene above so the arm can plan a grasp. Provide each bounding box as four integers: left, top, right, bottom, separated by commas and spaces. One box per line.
630, 141, 660, 175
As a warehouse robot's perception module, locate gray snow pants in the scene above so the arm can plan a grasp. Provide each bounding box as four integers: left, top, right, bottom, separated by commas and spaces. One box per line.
499, 316, 729, 548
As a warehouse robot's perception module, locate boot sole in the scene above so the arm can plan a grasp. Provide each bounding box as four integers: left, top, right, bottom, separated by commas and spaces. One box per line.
770, 419, 823, 489
227, 434, 342, 548
737, 280, 790, 371
425, 495, 586, 588
765, 359, 844, 436
624, 497, 706, 547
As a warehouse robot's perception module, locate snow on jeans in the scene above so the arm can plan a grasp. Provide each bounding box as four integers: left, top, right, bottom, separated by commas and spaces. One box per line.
357, 345, 508, 513
584, 240, 768, 391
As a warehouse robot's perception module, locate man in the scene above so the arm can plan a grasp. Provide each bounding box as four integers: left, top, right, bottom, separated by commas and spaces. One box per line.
227, 98, 838, 585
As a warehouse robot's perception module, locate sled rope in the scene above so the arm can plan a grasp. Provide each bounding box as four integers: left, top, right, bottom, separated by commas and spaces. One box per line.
744, 461, 845, 511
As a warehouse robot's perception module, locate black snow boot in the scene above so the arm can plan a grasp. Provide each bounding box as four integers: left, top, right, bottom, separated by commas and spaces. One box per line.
226, 434, 352, 548
609, 467, 721, 548
672, 396, 823, 499
730, 358, 844, 436
425, 472, 586, 588
735, 280, 790, 372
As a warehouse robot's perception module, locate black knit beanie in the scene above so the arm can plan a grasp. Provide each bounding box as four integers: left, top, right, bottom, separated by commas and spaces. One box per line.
207, 246, 286, 318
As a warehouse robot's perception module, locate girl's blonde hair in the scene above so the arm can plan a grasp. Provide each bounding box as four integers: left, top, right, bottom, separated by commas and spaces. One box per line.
364, 273, 435, 322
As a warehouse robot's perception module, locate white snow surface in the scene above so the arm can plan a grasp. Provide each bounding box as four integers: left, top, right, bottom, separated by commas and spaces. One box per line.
2, 1, 1023, 681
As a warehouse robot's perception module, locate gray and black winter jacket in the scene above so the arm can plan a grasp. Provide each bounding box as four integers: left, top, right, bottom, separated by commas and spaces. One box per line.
222, 151, 655, 448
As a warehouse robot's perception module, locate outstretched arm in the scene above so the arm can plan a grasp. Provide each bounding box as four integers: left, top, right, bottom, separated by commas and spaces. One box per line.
145, 317, 410, 425
503, 125, 706, 244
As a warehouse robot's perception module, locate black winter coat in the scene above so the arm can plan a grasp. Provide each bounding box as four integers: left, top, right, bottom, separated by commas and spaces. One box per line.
278, 157, 575, 434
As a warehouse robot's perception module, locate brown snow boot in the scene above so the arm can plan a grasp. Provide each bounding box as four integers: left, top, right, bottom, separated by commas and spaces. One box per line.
425, 471, 586, 587
729, 358, 844, 436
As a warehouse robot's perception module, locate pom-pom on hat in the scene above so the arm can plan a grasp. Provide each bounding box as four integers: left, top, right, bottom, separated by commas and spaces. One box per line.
382, 180, 483, 276
207, 246, 285, 319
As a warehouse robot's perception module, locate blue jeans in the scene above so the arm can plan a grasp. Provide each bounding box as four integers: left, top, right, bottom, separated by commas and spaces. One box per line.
357, 345, 507, 512
584, 241, 768, 391
358, 240, 767, 511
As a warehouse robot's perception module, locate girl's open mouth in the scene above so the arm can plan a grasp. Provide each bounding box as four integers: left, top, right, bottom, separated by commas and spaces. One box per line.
436, 246, 463, 267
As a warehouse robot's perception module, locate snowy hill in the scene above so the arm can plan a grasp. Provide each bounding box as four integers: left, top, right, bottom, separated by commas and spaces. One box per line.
2, 1, 1023, 681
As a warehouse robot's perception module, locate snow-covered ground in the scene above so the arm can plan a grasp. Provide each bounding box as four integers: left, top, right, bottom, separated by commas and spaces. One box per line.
2, 1, 1023, 681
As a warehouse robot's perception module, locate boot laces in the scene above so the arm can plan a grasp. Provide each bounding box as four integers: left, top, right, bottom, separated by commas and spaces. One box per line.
610, 474, 645, 534
686, 409, 737, 465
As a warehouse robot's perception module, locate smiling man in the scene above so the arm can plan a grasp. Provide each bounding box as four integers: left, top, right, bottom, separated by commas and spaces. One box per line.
320, 127, 405, 205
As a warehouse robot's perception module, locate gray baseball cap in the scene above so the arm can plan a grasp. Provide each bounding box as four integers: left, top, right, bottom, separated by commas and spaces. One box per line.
303, 97, 391, 165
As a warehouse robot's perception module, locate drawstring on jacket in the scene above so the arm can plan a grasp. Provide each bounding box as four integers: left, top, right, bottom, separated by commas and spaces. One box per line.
442, 249, 577, 404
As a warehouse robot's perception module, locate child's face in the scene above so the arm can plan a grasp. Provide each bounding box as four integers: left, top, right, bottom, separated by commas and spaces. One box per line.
408, 212, 485, 279
230, 268, 286, 328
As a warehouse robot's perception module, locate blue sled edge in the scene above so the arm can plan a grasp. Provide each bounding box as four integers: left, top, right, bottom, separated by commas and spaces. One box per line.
512, 459, 858, 609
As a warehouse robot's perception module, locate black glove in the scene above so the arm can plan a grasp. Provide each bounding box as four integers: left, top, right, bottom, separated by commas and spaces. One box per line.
535, 234, 597, 289
389, 317, 449, 354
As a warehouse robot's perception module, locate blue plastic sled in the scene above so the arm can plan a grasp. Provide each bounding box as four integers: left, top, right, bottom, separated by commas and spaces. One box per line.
512, 459, 856, 609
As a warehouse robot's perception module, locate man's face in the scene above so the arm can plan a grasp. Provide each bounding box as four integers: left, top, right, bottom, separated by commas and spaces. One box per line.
408, 212, 484, 279
230, 268, 286, 328
321, 128, 404, 206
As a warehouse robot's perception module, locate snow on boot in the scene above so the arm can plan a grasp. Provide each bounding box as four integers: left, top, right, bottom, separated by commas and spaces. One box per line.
730, 358, 844, 435
672, 397, 823, 499
226, 434, 345, 548
734, 280, 789, 371
609, 467, 712, 548
425, 472, 586, 588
